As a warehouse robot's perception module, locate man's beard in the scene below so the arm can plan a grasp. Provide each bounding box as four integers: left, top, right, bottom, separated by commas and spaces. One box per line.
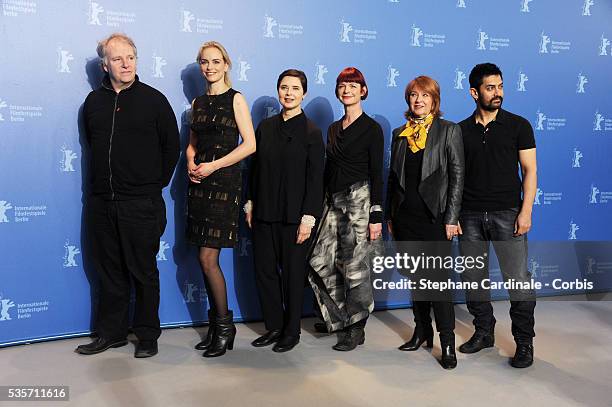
478, 95, 503, 111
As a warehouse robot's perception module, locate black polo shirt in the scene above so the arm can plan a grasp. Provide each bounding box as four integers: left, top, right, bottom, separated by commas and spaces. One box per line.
459, 108, 536, 211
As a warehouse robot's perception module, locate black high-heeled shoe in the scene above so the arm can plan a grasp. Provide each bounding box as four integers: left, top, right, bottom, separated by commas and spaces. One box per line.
398, 328, 434, 351
195, 310, 216, 350
203, 311, 236, 358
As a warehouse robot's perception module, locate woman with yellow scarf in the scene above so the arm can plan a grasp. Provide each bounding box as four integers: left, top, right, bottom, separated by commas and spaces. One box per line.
386, 76, 464, 369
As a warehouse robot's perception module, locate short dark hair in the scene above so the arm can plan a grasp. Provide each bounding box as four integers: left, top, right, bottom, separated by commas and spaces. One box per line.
469, 63, 503, 90
277, 69, 307, 93
335, 67, 368, 100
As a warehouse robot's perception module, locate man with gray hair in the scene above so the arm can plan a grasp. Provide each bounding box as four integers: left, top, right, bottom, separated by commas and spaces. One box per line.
76, 33, 179, 358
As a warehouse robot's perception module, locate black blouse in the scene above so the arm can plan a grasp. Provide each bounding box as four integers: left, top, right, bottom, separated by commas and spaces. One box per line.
248, 112, 325, 224
324, 113, 384, 223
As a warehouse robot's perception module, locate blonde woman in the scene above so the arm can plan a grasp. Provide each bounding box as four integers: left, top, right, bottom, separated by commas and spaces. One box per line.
186, 41, 255, 357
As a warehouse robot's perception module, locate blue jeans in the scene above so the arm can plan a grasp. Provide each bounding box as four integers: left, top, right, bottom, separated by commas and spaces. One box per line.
459, 208, 536, 344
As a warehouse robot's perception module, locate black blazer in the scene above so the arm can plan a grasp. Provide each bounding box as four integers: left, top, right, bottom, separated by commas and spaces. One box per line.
386, 117, 464, 225
248, 113, 325, 223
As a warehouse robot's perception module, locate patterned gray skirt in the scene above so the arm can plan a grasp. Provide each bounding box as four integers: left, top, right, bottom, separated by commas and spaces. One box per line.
308, 181, 384, 332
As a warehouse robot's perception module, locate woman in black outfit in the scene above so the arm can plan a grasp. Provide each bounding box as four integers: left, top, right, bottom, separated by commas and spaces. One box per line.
386, 75, 464, 369
308, 67, 384, 351
186, 41, 256, 358
245, 69, 325, 352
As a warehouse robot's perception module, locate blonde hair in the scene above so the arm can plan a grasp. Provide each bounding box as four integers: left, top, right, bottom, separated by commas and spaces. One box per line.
196, 41, 232, 87
96, 33, 137, 66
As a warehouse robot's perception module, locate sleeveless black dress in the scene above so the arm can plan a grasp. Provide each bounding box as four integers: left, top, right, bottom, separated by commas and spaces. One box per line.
187, 88, 241, 248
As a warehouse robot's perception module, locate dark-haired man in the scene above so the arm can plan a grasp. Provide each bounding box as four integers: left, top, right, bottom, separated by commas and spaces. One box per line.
458, 63, 537, 368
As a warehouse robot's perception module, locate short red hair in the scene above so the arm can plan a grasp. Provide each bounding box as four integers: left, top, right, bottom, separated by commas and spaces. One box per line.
404, 75, 442, 118
335, 67, 368, 100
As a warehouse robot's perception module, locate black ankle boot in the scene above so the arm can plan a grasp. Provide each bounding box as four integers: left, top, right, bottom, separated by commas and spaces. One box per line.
203, 311, 236, 358
439, 334, 457, 370
398, 326, 434, 351
333, 319, 366, 351
195, 310, 216, 350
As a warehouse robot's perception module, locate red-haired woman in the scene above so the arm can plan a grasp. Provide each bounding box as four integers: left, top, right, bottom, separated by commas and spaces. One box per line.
309, 67, 384, 351
386, 75, 464, 369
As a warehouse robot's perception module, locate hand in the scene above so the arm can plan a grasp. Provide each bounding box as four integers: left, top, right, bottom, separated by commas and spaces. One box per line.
445, 224, 459, 240
187, 161, 200, 183
369, 223, 382, 241
514, 211, 532, 236
387, 220, 393, 239
191, 162, 217, 180
246, 211, 252, 229
296, 223, 312, 244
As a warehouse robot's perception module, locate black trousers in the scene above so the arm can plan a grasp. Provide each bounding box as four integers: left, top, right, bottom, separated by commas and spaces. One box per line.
252, 220, 311, 336
87, 196, 166, 341
392, 214, 455, 339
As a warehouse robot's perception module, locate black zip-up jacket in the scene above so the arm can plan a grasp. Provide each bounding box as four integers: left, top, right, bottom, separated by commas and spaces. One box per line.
83, 75, 180, 199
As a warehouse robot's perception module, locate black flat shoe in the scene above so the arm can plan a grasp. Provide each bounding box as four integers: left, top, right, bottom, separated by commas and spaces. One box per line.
510, 343, 534, 368
272, 335, 300, 353
75, 337, 128, 355
251, 329, 282, 347
398, 330, 434, 351
458, 332, 494, 354
134, 340, 158, 358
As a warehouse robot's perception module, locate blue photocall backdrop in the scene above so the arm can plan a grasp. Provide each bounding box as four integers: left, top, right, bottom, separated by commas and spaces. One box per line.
0, 0, 611, 346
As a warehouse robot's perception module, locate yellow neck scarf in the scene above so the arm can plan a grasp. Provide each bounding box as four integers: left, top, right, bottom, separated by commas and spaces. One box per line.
398, 114, 434, 153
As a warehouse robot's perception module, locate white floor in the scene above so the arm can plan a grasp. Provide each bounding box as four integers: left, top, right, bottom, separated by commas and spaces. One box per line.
1, 300, 611, 407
